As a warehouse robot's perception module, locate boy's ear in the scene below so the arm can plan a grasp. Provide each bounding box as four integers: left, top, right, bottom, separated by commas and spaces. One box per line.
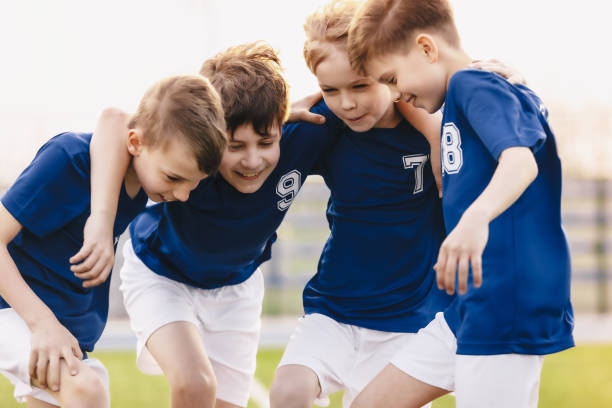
415, 34, 439, 63
127, 129, 145, 156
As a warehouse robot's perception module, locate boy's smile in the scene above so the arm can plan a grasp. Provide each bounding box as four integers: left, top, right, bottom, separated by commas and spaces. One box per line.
218, 122, 280, 194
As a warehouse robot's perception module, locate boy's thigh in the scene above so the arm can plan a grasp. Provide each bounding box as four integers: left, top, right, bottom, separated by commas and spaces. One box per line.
277, 313, 360, 405
454, 354, 544, 408
0, 308, 108, 406
342, 328, 426, 407
390, 312, 457, 392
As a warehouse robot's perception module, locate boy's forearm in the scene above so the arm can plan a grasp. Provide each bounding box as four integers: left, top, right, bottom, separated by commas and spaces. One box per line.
0, 246, 57, 328
464, 147, 538, 222
396, 101, 442, 143
90, 107, 131, 222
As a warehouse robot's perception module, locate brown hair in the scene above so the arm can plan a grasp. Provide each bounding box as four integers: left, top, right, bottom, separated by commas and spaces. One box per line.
200, 42, 289, 138
128, 75, 227, 175
303, 0, 361, 74
348, 0, 460, 74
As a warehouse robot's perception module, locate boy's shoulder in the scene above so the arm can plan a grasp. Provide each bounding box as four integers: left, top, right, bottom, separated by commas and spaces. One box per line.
448, 69, 545, 116
42, 132, 92, 155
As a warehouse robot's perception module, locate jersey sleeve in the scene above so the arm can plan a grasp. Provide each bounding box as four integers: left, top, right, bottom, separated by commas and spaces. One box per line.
451, 70, 546, 160
281, 100, 344, 176
1, 133, 91, 237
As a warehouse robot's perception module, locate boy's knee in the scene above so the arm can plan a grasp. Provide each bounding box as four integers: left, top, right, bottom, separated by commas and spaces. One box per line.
62, 368, 109, 408
168, 367, 218, 402
270, 375, 316, 408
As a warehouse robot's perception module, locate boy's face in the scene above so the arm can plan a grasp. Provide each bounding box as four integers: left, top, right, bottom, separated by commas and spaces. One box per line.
366, 47, 447, 114
129, 132, 208, 202
217, 122, 281, 194
315, 45, 398, 132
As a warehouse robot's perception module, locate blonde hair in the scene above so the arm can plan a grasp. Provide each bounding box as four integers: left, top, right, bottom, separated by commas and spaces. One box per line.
303, 0, 362, 73
348, 0, 460, 74
200, 42, 289, 137
128, 75, 227, 175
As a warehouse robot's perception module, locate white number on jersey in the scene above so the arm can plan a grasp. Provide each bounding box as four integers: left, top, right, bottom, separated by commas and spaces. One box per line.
276, 170, 302, 211
402, 154, 429, 194
442, 122, 463, 174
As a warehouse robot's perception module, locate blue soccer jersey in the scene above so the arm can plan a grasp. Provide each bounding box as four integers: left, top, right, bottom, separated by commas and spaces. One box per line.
440, 70, 574, 355
0, 132, 148, 351
129, 101, 343, 288
302, 120, 453, 332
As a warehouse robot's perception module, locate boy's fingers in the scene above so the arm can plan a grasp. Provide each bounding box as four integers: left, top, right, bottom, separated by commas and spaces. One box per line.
72, 343, 84, 361
47, 354, 60, 392
83, 266, 112, 288
443, 251, 458, 295
28, 350, 38, 379
434, 250, 447, 290
63, 348, 81, 376
457, 254, 470, 294
71, 252, 101, 274
75, 259, 106, 280
69, 245, 92, 264
36, 353, 49, 388
471, 254, 483, 288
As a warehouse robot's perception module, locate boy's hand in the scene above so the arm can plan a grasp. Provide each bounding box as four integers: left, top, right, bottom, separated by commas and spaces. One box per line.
287, 91, 326, 124
29, 318, 83, 391
434, 209, 489, 295
470, 59, 526, 86
70, 213, 115, 288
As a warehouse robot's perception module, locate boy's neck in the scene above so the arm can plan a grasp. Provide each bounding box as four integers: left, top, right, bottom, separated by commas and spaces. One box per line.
442, 46, 473, 87
123, 161, 141, 199
373, 102, 402, 129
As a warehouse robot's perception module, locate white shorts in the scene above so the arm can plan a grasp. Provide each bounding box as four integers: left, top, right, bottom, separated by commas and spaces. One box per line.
278, 313, 423, 407
119, 240, 264, 407
0, 308, 109, 406
391, 312, 544, 408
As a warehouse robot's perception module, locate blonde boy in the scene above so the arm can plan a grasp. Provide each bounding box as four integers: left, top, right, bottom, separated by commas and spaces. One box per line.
347, 1, 573, 407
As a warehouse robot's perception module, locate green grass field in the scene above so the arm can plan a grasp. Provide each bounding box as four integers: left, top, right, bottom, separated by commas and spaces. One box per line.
1, 344, 611, 407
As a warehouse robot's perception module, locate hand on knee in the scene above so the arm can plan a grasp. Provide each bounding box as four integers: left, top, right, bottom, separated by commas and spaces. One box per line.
61, 367, 109, 408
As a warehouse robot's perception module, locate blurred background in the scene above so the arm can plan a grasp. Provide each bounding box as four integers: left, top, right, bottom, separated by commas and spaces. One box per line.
0, 0, 611, 406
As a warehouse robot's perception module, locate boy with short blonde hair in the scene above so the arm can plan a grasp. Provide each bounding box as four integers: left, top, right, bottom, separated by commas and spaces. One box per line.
0, 74, 225, 407
347, 1, 573, 407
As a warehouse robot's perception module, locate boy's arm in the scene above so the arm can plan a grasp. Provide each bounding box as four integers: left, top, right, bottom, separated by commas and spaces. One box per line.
70, 108, 131, 288
434, 147, 538, 295
396, 101, 443, 197
0, 204, 83, 391
470, 59, 526, 85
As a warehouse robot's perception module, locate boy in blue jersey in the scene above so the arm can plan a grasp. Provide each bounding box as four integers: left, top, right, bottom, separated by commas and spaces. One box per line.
269, 2, 448, 407
347, 1, 574, 407
85, 40, 444, 408
0, 75, 226, 408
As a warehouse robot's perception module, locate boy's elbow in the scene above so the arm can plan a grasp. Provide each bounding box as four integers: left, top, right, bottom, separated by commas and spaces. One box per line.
100, 107, 129, 123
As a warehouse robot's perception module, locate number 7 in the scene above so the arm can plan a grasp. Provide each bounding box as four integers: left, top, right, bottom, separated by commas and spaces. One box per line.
403, 154, 429, 194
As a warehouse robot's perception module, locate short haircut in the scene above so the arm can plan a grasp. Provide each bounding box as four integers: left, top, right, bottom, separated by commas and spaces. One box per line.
128, 75, 227, 175
303, 0, 361, 74
200, 42, 289, 138
348, 0, 460, 74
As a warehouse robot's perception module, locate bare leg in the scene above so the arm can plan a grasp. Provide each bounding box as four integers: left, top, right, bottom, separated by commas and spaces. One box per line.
31, 359, 109, 408
269, 364, 321, 408
25, 396, 57, 408
147, 321, 217, 408
215, 398, 242, 408
350, 363, 448, 408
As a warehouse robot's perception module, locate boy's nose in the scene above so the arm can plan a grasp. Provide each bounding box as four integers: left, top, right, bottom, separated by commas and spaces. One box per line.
341, 93, 356, 110
241, 149, 263, 169
173, 187, 191, 202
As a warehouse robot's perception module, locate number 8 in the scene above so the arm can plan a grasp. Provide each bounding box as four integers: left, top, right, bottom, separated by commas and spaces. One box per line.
442, 122, 463, 174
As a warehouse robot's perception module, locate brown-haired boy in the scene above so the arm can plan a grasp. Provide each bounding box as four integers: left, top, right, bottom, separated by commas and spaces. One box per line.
81, 41, 349, 408
0, 74, 225, 407
347, 1, 573, 407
